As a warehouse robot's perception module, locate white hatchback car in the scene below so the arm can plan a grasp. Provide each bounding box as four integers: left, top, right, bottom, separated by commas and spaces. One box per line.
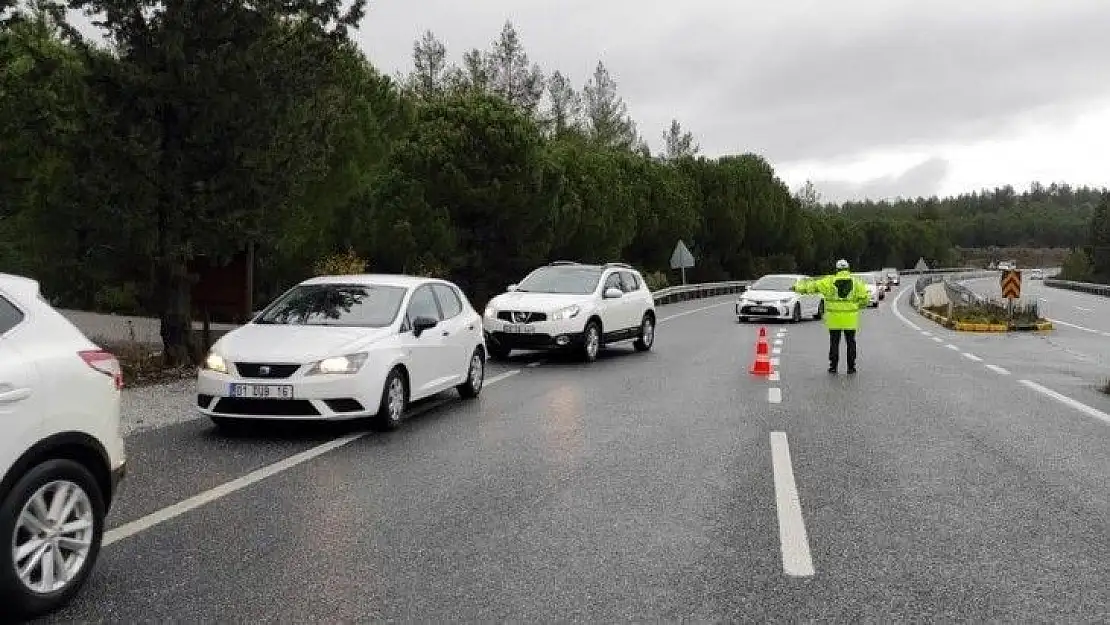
736, 274, 824, 322
0, 273, 127, 619
854, 273, 882, 307
198, 274, 486, 432
482, 262, 656, 362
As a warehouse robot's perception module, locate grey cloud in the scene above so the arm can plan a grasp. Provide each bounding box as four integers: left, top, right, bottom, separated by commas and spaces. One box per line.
812, 157, 951, 203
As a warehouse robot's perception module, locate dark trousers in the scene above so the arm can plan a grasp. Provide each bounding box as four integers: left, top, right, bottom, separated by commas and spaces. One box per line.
828, 329, 857, 370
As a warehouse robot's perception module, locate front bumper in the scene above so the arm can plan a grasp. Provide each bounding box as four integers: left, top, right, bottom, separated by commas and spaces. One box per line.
736, 302, 794, 319
482, 316, 587, 351
196, 368, 387, 421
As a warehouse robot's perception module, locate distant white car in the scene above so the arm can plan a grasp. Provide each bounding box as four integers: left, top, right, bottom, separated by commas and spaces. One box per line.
198, 274, 486, 432
736, 274, 824, 322
0, 273, 127, 619
854, 273, 881, 307
1029, 269, 1044, 280
482, 261, 656, 362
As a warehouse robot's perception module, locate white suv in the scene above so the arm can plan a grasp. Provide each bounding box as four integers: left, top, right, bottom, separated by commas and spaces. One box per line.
483, 262, 656, 362
0, 273, 127, 619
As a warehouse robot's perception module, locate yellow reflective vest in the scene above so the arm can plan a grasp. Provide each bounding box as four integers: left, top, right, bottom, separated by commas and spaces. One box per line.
794, 270, 871, 330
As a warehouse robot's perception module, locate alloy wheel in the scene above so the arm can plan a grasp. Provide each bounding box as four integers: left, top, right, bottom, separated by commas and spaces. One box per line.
12, 480, 95, 595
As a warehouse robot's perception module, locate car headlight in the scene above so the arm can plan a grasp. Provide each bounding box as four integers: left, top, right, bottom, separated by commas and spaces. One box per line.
550, 305, 580, 321
204, 352, 228, 374
307, 352, 368, 375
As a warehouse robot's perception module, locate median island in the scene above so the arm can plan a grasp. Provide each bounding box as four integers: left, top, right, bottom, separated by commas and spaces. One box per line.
915, 278, 1052, 332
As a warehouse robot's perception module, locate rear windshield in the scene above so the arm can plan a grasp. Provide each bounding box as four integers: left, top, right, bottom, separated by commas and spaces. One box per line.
750, 276, 797, 291
255, 284, 406, 327
515, 266, 603, 294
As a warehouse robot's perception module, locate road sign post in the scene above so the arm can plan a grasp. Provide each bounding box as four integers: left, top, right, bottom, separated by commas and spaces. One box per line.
670, 240, 695, 285
1000, 269, 1021, 319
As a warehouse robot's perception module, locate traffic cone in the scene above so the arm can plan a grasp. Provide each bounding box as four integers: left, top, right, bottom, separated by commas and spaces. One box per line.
750, 326, 773, 375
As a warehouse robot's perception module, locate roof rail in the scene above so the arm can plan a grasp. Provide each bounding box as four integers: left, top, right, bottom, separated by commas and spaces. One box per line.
548, 260, 579, 266
604, 262, 632, 269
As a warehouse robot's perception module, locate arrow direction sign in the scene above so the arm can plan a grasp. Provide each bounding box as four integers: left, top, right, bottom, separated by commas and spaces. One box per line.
670, 240, 695, 284
1001, 269, 1022, 300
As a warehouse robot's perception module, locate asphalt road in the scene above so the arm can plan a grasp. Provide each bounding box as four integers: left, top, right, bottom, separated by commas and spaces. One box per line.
30, 293, 1109, 623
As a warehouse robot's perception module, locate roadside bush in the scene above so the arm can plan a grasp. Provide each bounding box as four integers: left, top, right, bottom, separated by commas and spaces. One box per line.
1058, 248, 1093, 281
314, 248, 367, 276
644, 271, 669, 291
96, 339, 195, 387
925, 301, 1042, 325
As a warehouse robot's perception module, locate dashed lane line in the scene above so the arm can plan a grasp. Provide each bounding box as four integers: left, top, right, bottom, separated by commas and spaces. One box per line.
932, 337, 944, 343
768, 387, 782, 403
946, 344, 960, 351
1019, 379, 1110, 426
770, 357, 780, 367
769, 432, 815, 577
658, 299, 736, 324
985, 364, 1010, 375
103, 368, 523, 547
962, 352, 983, 362
769, 372, 780, 382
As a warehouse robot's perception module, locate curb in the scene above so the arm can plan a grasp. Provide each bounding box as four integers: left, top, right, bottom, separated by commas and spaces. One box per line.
915, 307, 1052, 333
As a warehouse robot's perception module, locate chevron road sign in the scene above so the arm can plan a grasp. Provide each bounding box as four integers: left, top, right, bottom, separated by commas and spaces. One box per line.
1001, 269, 1022, 299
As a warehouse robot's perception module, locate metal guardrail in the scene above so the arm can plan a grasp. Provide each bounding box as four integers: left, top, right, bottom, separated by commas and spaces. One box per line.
651, 280, 750, 305
1043, 278, 1110, 297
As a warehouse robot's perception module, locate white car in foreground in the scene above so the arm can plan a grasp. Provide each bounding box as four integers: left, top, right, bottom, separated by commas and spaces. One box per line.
0, 273, 127, 619
736, 274, 824, 323
198, 275, 486, 432
483, 261, 656, 362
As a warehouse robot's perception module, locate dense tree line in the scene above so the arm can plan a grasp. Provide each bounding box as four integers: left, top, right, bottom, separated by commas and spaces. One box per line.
0, 7, 1102, 362
1058, 194, 1110, 283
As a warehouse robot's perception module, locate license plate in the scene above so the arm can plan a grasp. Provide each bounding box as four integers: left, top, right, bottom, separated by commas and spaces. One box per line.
749, 307, 770, 314
503, 323, 535, 334
229, 383, 294, 399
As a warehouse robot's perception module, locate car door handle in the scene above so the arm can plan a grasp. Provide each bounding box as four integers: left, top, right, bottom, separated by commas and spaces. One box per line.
0, 387, 31, 404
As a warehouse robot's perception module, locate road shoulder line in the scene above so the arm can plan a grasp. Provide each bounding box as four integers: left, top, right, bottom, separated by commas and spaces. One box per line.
769, 432, 815, 577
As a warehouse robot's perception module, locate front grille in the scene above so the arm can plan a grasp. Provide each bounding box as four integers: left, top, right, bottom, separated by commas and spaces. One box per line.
212, 398, 319, 416
496, 311, 548, 323
324, 398, 364, 413
740, 305, 783, 315
234, 363, 301, 379
197, 394, 214, 408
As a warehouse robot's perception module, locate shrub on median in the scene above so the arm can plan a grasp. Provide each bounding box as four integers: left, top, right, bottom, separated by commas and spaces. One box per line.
924, 301, 1044, 327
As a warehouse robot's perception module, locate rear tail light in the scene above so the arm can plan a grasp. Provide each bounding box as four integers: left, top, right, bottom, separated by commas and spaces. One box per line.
80, 350, 124, 390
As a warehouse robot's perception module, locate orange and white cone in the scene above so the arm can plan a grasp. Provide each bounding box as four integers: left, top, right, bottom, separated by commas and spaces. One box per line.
750, 327, 773, 375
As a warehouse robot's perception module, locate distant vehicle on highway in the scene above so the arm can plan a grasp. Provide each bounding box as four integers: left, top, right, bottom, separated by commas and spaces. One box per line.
0, 273, 127, 619
736, 274, 823, 323
998, 261, 1016, 271
1029, 268, 1044, 280
882, 267, 899, 288
853, 273, 882, 307
483, 261, 656, 362
198, 274, 487, 433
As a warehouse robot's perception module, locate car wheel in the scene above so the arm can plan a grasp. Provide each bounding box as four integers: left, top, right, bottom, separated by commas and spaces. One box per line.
456, 348, 485, 399
486, 342, 511, 361
0, 459, 105, 620
372, 368, 408, 431
791, 303, 802, 323
210, 416, 254, 435
580, 320, 601, 362
813, 301, 824, 320
633, 313, 655, 352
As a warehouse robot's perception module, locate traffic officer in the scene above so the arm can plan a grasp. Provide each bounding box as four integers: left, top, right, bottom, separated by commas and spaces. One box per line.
793, 259, 872, 373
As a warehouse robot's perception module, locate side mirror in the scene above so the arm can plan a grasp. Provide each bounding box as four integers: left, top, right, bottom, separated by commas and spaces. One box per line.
603, 287, 623, 299
507, 284, 518, 292
412, 316, 438, 337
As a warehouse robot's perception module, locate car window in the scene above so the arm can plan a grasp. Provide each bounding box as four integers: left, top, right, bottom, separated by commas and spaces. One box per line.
750, 276, 797, 291
0, 295, 24, 335
604, 273, 622, 291
515, 266, 603, 294
619, 271, 640, 292
407, 285, 442, 323
255, 284, 405, 327
431, 284, 463, 319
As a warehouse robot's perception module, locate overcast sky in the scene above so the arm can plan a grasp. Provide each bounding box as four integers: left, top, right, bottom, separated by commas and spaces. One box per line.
354, 0, 1110, 202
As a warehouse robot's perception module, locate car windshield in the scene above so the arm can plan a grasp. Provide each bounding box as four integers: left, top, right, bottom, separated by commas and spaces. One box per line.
750, 276, 798, 291
515, 266, 603, 294
255, 283, 406, 327
854, 274, 876, 284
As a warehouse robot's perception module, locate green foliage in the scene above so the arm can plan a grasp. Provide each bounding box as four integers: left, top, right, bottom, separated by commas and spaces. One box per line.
1059, 248, 1094, 282
313, 248, 367, 276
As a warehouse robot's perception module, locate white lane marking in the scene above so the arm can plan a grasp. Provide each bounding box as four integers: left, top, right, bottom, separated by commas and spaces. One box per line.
946, 344, 960, 351
103, 370, 522, 547
922, 331, 932, 337
769, 372, 780, 382
773, 347, 782, 355
932, 337, 944, 343
525, 360, 544, 368
1076, 306, 1092, 312
890, 287, 922, 331
768, 387, 782, 403
962, 352, 983, 362
985, 364, 1010, 375
1019, 380, 1110, 426
770, 357, 780, 367
1048, 318, 1104, 334
659, 300, 736, 323
774, 339, 784, 345
769, 432, 815, 577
